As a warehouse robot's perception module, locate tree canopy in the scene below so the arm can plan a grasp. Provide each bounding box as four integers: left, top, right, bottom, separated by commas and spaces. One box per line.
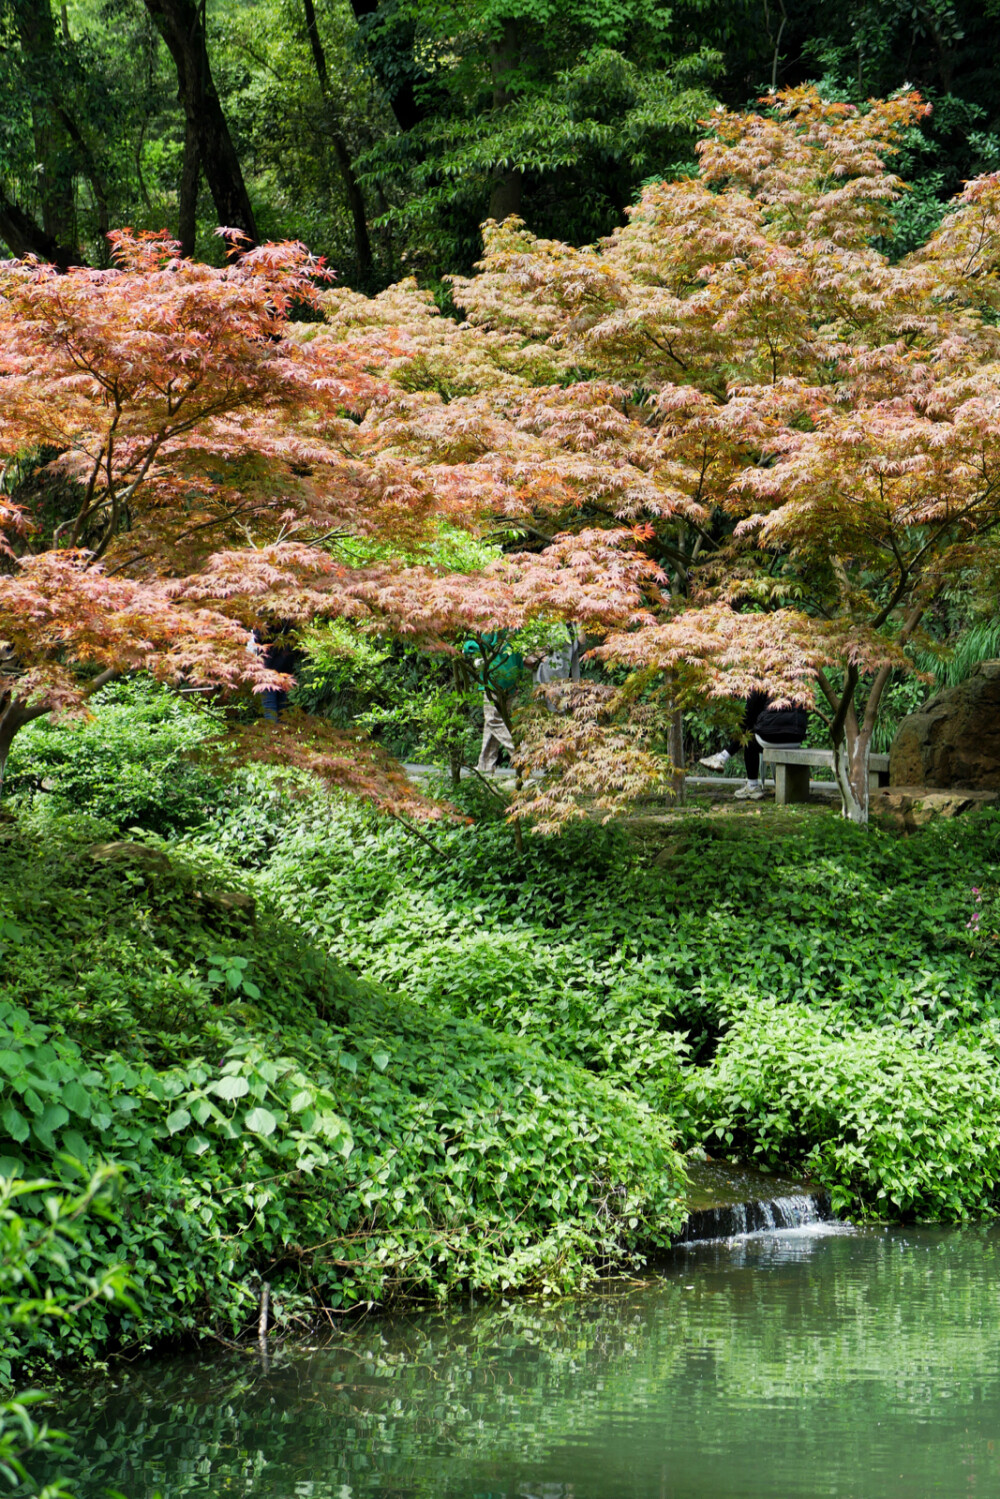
0, 225, 653, 815
5, 0, 1000, 281
7, 90, 1000, 825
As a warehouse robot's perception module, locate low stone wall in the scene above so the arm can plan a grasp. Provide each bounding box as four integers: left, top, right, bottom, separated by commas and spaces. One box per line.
873, 785, 1000, 830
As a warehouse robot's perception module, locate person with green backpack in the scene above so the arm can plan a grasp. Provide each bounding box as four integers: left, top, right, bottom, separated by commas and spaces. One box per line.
462, 632, 532, 774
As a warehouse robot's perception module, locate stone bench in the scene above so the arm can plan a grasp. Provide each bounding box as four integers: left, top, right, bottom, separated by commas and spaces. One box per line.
759, 745, 890, 805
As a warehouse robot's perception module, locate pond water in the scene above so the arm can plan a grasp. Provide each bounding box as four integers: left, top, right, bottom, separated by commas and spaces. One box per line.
50, 1223, 1000, 1499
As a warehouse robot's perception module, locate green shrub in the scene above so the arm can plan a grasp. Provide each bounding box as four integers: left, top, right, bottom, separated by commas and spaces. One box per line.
5, 678, 222, 836
688, 998, 1000, 1220
0, 811, 686, 1374
8, 678, 1000, 1374
203, 792, 1000, 1223
0, 1169, 133, 1492
189, 764, 319, 868
237, 800, 1000, 1090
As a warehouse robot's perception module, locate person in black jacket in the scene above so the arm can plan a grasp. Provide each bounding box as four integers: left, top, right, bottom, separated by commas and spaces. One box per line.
699, 691, 808, 800
248, 622, 298, 721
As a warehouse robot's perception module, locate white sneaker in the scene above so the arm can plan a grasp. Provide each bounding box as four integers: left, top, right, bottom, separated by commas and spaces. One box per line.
698, 751, 731, 773
733, 780, 765, 800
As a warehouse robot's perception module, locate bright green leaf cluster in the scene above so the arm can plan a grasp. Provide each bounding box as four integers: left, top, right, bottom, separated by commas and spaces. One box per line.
0, 803, 686, 1376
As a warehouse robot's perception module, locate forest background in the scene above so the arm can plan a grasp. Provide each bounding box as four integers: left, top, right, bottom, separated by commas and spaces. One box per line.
5, 0, 1000, 285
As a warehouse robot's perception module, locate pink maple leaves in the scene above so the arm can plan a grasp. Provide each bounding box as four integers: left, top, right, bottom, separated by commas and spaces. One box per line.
8, 88, 1000, 827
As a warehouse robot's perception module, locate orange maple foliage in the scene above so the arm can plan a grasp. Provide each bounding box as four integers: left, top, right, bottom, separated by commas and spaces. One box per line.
0, 230, 654, 817
9, 91, 1000, 827
0, 231, 450, 813
316, 87, 1000, 823
510, 682, 670, 835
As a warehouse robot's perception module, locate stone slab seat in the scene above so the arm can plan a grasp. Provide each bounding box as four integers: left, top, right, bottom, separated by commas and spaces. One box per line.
758, 743, 890, 805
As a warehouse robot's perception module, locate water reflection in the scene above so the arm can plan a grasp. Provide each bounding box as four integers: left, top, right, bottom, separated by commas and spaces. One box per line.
44, 1225, 1000, 1499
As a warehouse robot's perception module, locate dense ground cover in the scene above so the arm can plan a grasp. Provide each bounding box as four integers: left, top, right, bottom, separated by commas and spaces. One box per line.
3, 684, 1000, 1379
0, 804, 684, 1377
220, 784, 1000, 1220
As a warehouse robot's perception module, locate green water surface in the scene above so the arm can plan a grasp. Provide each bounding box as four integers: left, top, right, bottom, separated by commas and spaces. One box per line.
49, 1225, 1000, 1498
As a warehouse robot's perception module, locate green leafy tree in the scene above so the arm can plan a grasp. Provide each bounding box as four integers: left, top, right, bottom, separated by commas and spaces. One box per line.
354, 0, 721, 271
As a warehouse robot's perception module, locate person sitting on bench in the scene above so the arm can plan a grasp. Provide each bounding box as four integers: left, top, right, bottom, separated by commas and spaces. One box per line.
699, 691, 809, 800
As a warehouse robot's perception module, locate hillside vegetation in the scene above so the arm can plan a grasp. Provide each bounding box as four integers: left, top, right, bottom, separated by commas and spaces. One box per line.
2, 684, 1000, 1375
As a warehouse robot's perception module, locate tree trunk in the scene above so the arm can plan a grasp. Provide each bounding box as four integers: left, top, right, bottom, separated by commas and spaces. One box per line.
348, 0, 427, 133
329, 132, 374, 277
178, 111, 201, 257
447, 744, 462, 786
668, 705, 685, 805
488, 169, 522, 224
821, 662, 869, 823
55, 106, 110, 242
487, 17, 522, 223
0, 698, 47, 800
831, 726, 870, 825
142, 0, 258, 246
449, 661, 466, 786
8, 0, 80, 265
301, 0, 373, 278
0, 720, 11, 802
0, 191, 76, 266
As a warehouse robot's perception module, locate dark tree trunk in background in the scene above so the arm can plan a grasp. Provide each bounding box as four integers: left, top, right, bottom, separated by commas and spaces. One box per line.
0, 191, 76, 265
142, 0, 258, 247
302, 0, 373, 277
55, 105, 110, 242
487, 17, 522, 222
349, 0, 427, 132
5, 0, 80, 264
178, 112, 201, 257
329, 132, 374, 277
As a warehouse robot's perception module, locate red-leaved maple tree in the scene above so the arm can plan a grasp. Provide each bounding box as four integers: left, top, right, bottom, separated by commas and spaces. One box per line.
0, 230, 652, 815
9, 90, 1000, 828
314, 88, 1000, 824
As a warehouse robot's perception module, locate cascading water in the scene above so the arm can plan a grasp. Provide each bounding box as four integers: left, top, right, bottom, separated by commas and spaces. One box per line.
677, 1191, 831, 1243
675, 1159, 838, 1244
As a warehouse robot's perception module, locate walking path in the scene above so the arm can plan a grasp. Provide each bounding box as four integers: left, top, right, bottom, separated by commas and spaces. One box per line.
402, 763, 841, 803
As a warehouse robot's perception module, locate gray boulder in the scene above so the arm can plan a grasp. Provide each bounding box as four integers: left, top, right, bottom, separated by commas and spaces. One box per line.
890, 660, 1000, 789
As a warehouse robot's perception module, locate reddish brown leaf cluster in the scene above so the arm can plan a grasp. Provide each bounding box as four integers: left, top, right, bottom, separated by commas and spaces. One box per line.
208, 715, 454, 823
7, 90, 1000, 824
422, 88, 1000, 820
509, 683, 670, 834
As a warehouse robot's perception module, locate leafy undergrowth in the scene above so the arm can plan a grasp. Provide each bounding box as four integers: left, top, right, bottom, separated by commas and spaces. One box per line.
691, 997, 1000, 1219
3, 678, 223, 836
0, 810, 685, 1377
5, 679, 1000, 1388
191, 770, 1000, 1221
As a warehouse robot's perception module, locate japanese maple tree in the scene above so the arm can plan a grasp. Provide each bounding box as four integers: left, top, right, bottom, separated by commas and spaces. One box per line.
329, 86, 1000, 824
0, 229, 654, 815
11, 89, 1000, 830
0, 228, 453, 808
586, 90, 1000, 822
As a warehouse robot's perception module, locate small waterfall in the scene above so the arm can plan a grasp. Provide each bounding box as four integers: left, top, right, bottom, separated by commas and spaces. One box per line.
772, 1194, 824, 1228
676, 1190, 831, 1244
